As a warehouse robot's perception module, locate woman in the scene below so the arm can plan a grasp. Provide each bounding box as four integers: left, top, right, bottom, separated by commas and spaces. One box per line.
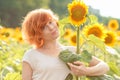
21, 8, 109, 80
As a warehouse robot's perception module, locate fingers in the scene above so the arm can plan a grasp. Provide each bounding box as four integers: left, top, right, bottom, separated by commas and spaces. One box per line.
67, 61, 84, 70
67, 61, 88, 76
67, 63, 79, 71
67, 61, 84, 69
67, 63, 78, 69
67, 63, 80, 75
73, 61, 84, 66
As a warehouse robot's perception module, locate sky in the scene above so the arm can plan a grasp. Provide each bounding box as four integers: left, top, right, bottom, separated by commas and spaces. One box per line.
84, 0, 120, 18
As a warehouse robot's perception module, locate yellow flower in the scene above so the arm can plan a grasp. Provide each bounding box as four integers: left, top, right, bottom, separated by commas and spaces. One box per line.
68, 31, 83, 46
83, 23, 106, 40
69, 32, 77, 46
1, 27, 14, 38
63, 28, 73, 39
68, 0, 88, 26
104, 31, 117, 47
115, 31, 120, 44
116, 30, 120, 36
108, 19, 119, 31
12, 27, 24, 43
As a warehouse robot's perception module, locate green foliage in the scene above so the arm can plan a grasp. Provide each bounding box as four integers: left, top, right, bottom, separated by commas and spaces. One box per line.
49, 0, 71, 18
0, 0, 49, 27
4, 72, 22, 80
87, 74, 115, 80
59, 49, 81, 63
59, 49, 92, 80
80, 50, 92, 63
59, 49, 116, 80
0, 0, 120, 27
108, 62, 120, 76
59, 17, 70, 37
0, 33, 120, 80
0, 40, 30, 80
59, 49, 92, 64
58, 34, 120, 80
86, 15, 98, 24
87, 35, 107, 54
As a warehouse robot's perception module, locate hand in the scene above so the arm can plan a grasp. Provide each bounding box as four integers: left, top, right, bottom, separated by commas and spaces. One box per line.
67, 61, 88, 76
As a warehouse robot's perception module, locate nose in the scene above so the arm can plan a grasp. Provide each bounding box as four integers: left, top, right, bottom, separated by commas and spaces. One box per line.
48, 25, 54, 30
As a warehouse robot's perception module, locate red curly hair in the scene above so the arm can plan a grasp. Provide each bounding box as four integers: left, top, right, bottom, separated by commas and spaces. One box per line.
21, 8, 58, 48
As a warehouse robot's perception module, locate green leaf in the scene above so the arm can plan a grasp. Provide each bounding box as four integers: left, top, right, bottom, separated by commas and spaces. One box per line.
108, 62, 120, 76
81, 50, 92, 63
59, 49, 81, 63
59, 49, 92, 63
87, 15, 98, 24
88, 35, 107, 54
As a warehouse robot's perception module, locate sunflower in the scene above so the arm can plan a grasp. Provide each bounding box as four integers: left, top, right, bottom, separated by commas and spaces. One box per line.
83, 23, 106, 40
63, 28, 73, 39
68, 0, 88, 26
116, 31, 120, 44
108, 19, 119, 31
116, 30, 120, 36
13, 30, 23, 43
69, 32, 83, 46
69, 32, 77, 46
104, 31, 117, 46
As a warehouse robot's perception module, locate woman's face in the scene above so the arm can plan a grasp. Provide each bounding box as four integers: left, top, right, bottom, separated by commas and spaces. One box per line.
41, 18, 59, 41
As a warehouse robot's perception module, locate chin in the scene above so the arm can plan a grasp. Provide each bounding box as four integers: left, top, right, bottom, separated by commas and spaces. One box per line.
55, 34, 59, 39
53, 34, 59, 39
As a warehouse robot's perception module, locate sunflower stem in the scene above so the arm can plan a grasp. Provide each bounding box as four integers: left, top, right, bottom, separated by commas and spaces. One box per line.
93, 45, 96, 56
76, 26, 80, 80
76, 26, 80, 54
76, 76, 79, 80
104, 52, 106, 62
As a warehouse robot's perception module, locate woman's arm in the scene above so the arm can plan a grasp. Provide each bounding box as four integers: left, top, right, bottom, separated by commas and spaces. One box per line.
68, 56, 109, 76
22, 61, 33, 80
86, 56, 109, 76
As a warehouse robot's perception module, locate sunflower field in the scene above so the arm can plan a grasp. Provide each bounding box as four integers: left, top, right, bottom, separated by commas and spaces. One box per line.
0, 0, 120, 80
0, 26, 31, 80
59, 18, 120, 79
0, 19, 120, 80
59, 0, 120, 79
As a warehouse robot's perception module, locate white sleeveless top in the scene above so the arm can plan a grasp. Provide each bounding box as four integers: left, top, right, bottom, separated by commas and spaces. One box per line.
22, 46, 75, 80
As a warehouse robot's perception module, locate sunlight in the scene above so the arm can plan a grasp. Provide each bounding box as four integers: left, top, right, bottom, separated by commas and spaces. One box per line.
84, 0, 120, 18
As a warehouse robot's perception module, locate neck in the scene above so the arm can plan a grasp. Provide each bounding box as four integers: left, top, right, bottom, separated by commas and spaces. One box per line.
42, 40, 61, 49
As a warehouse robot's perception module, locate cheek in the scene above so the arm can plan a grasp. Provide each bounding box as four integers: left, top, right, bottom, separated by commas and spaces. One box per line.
41, 31, 48, 38
43, 32, 49, 36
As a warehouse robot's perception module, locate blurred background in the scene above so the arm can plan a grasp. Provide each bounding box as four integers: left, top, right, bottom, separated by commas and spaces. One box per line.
0, 0, 120, 28
0, 0, 120, 80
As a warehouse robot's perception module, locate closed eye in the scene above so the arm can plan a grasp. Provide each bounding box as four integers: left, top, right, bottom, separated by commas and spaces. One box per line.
48, 21, 52, 24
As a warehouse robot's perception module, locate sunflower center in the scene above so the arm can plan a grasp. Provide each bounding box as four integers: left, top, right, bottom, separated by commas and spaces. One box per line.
111, 23, 116, 28
65, 31, 69, 36
71, 5, 86, 21
71, 35, 76, 43
105, 34, 113, 44
88, 27, 102, 38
